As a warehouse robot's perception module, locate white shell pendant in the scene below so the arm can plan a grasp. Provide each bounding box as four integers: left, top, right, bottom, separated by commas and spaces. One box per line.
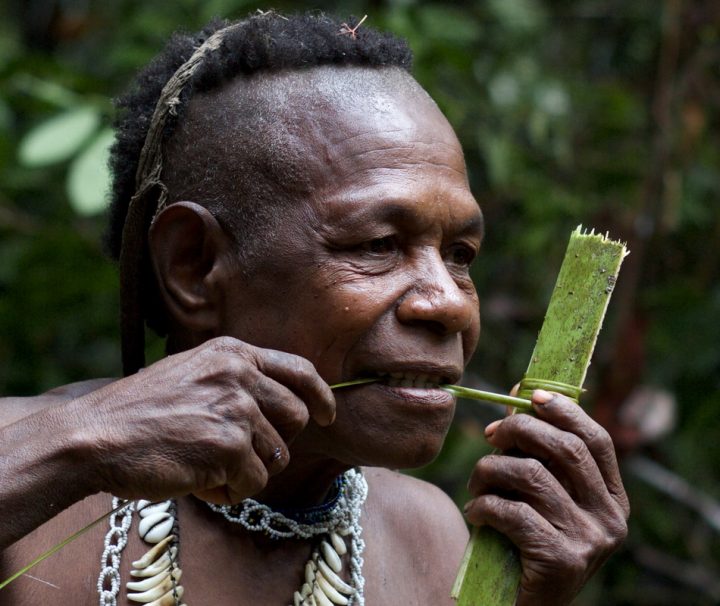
129, 499, 184, 606
137, 500, 172, 517
317, 559, 354, 595
320, 541, 342, 573
132, 535, 175, 569
290, 533, 353, 606
139, 511, 175, 544
316, 574, 349, 605
127, 569, 182, 602
329, 532, 347, 556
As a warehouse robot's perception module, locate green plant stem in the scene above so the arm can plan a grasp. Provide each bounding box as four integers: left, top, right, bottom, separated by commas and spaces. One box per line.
332, 378, 533, 412
0, 501, 128, 590
328, 377, 379, 389
440, 385, 533, 411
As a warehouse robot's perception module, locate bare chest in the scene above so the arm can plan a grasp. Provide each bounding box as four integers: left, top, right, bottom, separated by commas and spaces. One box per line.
1, 494, 455, 606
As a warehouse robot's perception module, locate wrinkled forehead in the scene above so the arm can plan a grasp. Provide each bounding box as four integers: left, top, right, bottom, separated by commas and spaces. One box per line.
165, 65, 466, 196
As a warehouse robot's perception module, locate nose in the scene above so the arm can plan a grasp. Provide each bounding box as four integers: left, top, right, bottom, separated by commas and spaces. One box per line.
395, 250, 477, 335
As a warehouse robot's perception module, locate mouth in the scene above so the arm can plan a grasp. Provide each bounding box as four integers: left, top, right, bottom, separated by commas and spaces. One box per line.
335, 368, 460, 409
375, 371, 447, 389
350, 364, 461, 389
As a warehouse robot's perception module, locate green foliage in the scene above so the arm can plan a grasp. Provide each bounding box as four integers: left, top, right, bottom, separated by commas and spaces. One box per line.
1, 1, 718, 603
18, 106, 100, 167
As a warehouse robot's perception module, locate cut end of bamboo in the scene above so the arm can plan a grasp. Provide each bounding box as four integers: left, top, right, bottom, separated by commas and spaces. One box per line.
574, 224, 630, 256
524, 225, 629, 390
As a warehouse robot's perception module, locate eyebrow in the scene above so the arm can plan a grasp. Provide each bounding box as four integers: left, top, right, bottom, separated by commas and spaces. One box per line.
456, 212, 485, 240
332, 200, 484, 238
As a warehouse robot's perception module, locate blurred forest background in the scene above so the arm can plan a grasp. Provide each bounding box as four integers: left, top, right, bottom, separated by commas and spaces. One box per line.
0, 0, 718, 603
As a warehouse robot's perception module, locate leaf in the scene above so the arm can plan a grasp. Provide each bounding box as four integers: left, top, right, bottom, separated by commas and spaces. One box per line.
18, 106, 100, 167
487, 0, 546, 32
66, 128, 114, 216
417, 5, 482, 44
0, 96, 12, 132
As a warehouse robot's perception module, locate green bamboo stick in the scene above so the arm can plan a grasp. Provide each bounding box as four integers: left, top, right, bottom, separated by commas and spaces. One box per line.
451, 225, 628, 605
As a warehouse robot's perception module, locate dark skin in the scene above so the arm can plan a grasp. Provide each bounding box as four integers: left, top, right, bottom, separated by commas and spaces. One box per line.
0, 66, 628, 604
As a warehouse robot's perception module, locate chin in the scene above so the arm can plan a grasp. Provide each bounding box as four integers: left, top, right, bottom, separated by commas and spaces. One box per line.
337, 422, 451, 470
314, 385, 457, 468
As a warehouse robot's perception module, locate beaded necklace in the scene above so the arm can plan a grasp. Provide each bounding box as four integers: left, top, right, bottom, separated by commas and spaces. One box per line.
96, 468, 368, 606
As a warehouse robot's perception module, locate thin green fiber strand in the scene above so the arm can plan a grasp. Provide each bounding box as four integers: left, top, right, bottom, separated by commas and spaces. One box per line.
334, 378, 534, 412
0, 379, 539, 589
0, 501, 128, 590
440, 385, 532, 412
452, 225, 628, 605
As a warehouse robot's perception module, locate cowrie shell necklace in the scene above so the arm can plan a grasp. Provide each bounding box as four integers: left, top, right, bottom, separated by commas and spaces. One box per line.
96, 468, 367, 606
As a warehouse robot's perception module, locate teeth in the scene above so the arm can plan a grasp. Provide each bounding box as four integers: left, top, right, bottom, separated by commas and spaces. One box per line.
382, 372, 442, 389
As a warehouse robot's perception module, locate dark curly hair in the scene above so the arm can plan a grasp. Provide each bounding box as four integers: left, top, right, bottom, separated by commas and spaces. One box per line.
107, 11, 413, 374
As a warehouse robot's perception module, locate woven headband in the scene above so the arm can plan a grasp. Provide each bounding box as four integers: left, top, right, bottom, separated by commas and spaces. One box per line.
118, 22, 240, 375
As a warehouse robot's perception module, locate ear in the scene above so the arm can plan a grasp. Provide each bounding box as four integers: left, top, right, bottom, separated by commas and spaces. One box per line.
148, 201, 232, 334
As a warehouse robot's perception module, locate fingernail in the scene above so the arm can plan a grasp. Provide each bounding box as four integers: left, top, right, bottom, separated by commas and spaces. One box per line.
533, 389, 553, 404
485, 420, 500, 437
463, 501, 472, 514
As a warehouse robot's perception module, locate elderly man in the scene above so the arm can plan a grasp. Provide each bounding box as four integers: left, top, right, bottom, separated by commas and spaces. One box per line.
0, 12, 628, 606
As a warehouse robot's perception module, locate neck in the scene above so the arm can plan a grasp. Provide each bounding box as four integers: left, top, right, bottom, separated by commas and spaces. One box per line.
253, 454, 351, 511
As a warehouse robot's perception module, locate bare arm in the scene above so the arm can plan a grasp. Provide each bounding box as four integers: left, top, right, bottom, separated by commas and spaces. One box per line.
0, 337, 335, 552
0, 390, 105, 550
0, 379, 115, 430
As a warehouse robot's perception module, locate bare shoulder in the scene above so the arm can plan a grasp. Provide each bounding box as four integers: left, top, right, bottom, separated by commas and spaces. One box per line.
361, 467, 469, 605
0, 378, 115, 428
364, 467, 468, 544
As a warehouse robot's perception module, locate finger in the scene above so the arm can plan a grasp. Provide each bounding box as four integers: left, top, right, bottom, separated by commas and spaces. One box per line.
531, 390, 629, 517
224, 446, 272, 503
468, 455, 579, 529
191, 415, 283, 505
190, 450, 269, 505
247, 371, 311, 442
464, 494, 560, 555
251, 347, 336, 426
485, 412, 613, 509
249, 411, 290, 477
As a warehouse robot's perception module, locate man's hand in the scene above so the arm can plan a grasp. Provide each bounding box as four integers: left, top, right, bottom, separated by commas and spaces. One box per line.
75, 336, 335, 504
463, 389, 629, 605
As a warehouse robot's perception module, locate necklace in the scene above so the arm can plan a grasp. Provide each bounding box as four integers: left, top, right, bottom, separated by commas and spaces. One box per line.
96, 469, 368, 606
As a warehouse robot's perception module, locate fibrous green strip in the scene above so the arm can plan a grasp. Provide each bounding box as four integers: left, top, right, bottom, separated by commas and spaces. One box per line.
0, 502, 129, 590
452, 225, 628, 605
440, 385, 533, 412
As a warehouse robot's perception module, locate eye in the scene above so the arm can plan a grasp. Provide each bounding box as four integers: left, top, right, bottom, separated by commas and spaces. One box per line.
446, 243, 477, 267
361, 236, 398, 255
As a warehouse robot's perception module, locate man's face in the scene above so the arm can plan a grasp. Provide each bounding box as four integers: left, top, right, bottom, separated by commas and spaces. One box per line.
208, 68, 483, 469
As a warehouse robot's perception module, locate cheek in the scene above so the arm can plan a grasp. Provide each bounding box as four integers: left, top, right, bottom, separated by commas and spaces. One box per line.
300, 285, 395, 376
